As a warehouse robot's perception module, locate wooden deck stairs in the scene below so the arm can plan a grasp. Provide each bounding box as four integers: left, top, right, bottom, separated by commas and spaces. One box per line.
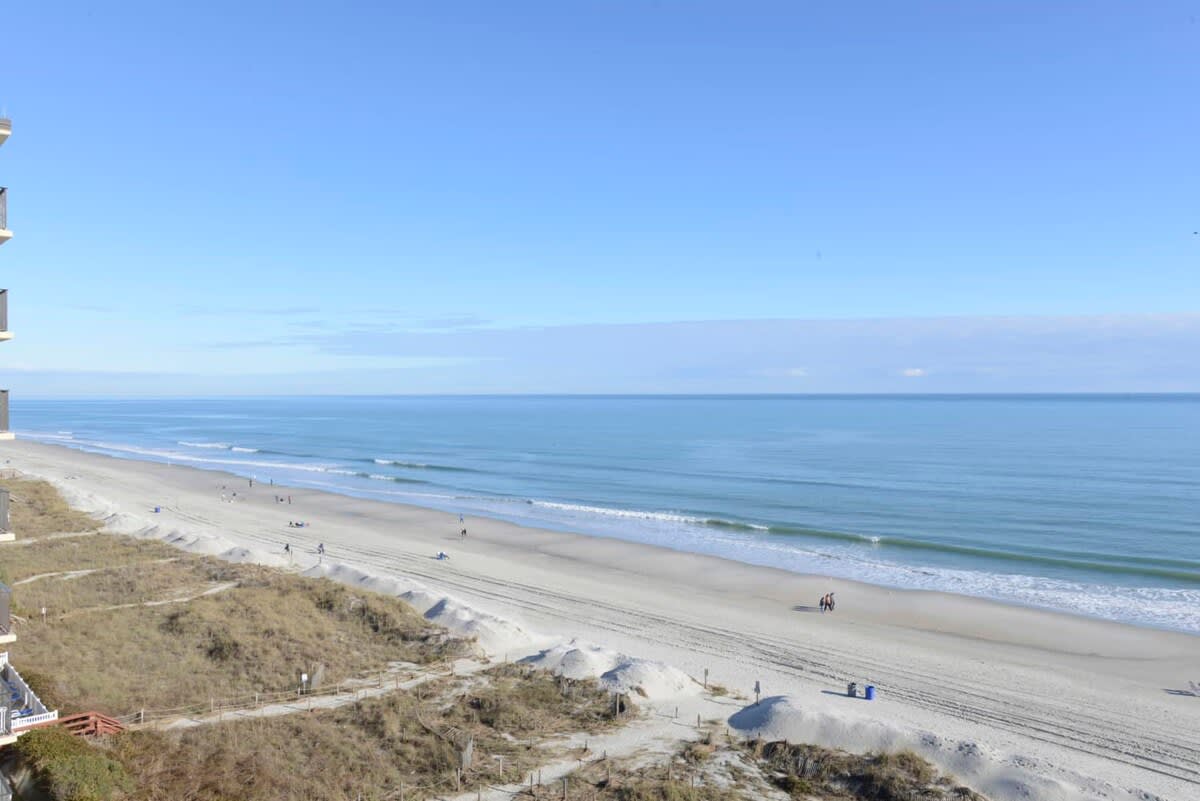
55, 711, 126, 737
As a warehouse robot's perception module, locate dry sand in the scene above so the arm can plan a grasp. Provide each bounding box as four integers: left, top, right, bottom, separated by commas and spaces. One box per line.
3, 439, 1199, 801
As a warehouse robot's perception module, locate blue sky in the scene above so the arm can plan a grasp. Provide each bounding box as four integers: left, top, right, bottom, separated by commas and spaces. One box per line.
1, 1, 1197, 394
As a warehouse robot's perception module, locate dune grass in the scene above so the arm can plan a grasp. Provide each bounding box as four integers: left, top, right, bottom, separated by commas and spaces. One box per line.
5, 530, 468, 714
10, 556, 219, 619
0, 533, 179, 585
0, 477, 99, 539
443, 662, 621, 736
547, 736, 991, 801
104, 668, 620, 801
747, 739, 987, 800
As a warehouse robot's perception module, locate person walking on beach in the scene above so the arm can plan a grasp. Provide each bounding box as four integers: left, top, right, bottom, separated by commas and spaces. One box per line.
461, 527, 467, 539
317, 543, 325, 556
819, 595, 827, 613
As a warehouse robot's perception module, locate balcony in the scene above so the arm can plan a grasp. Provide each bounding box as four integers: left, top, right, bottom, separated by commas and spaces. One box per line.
0, 290, 9, 341
0, 118, 9, 147
0, 489, 10, 542
0, 584, 10, 644
0, 653, 58, 745
0, 187, 9, 246
0, 390, 10, 441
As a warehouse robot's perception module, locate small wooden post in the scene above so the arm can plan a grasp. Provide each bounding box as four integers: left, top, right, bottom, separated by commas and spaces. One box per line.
703, 668, 708, 689
562, 777, 568, 799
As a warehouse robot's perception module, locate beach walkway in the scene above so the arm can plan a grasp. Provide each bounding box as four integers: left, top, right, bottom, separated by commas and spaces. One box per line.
122, 657, 489, 732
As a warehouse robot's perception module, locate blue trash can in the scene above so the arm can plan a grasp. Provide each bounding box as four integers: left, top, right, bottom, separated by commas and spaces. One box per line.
865, 685, 876, 700
154, 506, 161, 513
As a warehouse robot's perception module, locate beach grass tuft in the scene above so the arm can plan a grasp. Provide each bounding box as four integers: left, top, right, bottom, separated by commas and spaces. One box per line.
0, 476, 100, 539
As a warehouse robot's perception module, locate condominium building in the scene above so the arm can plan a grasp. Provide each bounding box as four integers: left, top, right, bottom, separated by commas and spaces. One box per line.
0, 115, 59, 749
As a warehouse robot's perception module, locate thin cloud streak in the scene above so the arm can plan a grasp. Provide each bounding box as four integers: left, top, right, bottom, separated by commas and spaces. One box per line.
45, 312, 1200, 395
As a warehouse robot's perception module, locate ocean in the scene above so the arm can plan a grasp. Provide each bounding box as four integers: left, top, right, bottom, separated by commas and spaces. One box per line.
14, 395, 1200, 633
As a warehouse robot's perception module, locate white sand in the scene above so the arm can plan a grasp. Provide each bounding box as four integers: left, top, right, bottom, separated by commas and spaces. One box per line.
4, 439, 1199, 801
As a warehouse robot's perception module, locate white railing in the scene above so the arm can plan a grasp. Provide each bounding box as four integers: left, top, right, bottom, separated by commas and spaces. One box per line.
11, 710, 59, 730
0, 658, 56, 734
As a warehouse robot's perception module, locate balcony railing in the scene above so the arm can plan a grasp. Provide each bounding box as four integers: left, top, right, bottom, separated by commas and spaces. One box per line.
0, 489, 8, 533
0, 391, 8, 432
0, 289, 7, 333
0, 653, 58, 735
0, 583, 9, 638
0, 187, 6, 231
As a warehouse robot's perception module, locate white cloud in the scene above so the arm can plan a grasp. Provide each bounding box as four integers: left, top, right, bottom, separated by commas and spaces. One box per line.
756, 367, 808, 378
901, 368, 927, 378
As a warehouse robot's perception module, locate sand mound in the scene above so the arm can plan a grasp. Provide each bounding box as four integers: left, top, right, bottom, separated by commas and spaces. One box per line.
523, 641, 617, 680
304, 561, 545, 657
221, 546, 289, 567
601, 657, 699, 699
730, 695, 907, 751
728, 696, 1118, 801
523, 640, 700, 700
159, 529, 239, 557
423, 597, 545, 655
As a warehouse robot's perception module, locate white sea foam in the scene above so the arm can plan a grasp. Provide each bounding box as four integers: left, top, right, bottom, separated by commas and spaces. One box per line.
531, 500, 705, 526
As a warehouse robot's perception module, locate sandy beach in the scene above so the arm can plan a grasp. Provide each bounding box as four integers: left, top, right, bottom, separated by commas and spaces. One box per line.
3, 438, 1198, 801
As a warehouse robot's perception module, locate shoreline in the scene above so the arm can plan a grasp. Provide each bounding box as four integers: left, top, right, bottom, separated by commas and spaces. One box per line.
14, 435, 1200, 638
4, 438, 1200, 800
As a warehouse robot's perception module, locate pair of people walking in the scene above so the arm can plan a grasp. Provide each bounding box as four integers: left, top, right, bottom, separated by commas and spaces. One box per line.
819, 592, 836, 613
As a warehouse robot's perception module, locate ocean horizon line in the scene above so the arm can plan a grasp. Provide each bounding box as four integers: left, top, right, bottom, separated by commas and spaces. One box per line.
17, 391, 1200, 402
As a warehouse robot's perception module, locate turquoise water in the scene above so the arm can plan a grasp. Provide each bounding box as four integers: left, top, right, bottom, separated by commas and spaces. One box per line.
15, 395, 1200, 632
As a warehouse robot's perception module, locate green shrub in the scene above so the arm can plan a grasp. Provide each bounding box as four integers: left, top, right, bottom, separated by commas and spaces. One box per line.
15, 726, 133, 801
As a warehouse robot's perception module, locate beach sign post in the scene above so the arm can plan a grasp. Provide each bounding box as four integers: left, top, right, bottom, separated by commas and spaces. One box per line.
754, 680, 760, 705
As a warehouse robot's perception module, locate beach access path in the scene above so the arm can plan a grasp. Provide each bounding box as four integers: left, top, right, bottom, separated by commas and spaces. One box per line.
3, 439, 1199, 801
